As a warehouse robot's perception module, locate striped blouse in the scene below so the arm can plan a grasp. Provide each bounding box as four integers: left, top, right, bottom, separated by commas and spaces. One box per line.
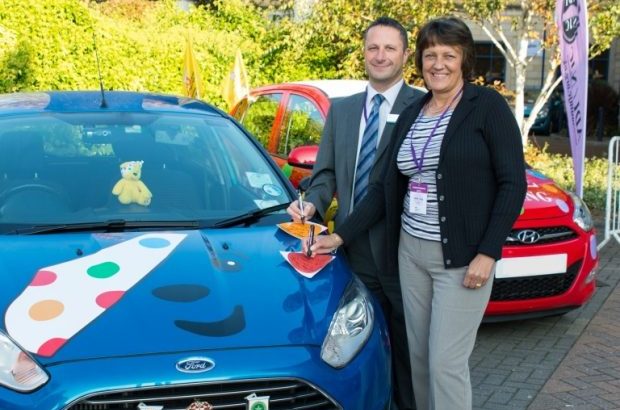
397, 110, 453, 242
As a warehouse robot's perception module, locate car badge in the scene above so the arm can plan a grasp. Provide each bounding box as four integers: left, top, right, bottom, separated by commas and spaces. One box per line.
186, 400, 213, 410
137, 403, 163, 410
246, 392, 270, 410
175, 357, 215, 373
516, 229, 541, 244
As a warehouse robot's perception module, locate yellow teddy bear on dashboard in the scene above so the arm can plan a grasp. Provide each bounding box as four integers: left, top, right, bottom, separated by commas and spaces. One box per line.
112, 161, 152, 206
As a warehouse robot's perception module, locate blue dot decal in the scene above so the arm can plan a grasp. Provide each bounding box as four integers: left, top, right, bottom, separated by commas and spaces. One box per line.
139, 237, 171, 248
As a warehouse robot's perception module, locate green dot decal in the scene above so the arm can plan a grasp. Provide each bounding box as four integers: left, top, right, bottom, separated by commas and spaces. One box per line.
87, 261, 120, 279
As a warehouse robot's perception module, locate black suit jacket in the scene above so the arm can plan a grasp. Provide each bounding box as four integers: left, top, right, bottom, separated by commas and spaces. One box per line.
305, 83, 423, 269
336, 83, 527, 276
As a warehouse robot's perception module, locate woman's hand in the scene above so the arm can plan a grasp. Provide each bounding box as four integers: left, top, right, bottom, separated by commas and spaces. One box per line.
463, 253, 495, 289
303, 233, 343, 255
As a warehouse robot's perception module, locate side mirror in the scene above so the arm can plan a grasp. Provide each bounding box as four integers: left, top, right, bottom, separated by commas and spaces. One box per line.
288, 145, 318, 170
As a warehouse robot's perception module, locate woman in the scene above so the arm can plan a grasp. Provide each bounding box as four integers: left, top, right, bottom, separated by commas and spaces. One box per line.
310, 17, 527, 410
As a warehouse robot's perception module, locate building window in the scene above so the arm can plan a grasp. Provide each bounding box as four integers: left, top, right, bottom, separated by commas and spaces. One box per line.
589, 48, 609, 81
474, 42, 506, 84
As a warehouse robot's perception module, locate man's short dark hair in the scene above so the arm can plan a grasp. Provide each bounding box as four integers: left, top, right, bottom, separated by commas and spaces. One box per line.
363, 16, 408, 50
414, 17, 476, 79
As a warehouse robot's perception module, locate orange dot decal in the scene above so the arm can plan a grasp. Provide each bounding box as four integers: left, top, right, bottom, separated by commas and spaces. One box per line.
29, 300, 64, 321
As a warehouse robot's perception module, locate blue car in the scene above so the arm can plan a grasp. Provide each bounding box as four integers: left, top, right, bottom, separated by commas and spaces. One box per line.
0, 91, 391, 409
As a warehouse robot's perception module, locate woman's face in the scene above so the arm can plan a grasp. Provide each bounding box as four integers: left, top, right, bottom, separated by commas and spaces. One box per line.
421, 43, 464, 95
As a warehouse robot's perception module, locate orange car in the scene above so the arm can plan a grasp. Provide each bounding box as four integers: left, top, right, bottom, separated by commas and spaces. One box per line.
231, 80, 368, 188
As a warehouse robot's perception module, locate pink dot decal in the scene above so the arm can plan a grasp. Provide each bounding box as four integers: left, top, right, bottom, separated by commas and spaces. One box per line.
30, 270, 57, 286
37, 338, 67, 357
96, 290, 125, 308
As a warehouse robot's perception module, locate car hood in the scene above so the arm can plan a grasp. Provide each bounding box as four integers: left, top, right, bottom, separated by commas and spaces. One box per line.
521, 169, 573, 220
0, 228, 349, 364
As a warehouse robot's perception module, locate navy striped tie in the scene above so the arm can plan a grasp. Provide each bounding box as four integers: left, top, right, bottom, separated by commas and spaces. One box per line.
354, 93, 383, 206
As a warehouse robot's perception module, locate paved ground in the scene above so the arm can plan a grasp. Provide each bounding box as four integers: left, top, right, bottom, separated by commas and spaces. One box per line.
470, 217, 620, 409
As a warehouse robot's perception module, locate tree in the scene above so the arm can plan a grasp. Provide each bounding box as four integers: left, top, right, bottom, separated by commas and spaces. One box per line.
461, 0, 620, 145
267, 0, 454, 83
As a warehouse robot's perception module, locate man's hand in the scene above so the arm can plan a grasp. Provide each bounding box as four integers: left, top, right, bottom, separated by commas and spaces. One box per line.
287, 200, 317, 223
303, 233, 343, 255
463, 253, 495, 289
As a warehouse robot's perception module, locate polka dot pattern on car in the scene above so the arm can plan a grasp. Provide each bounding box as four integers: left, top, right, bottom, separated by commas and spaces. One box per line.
5, 233, 186, 357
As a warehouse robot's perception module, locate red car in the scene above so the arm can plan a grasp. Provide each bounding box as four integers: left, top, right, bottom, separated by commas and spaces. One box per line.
231, 80, 598, 320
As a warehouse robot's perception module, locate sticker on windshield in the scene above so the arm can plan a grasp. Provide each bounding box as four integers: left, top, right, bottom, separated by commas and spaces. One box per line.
246, 172, 273, 189
254, 199, 280, 209
262, 184, 283, 197
5, 233, 186, 357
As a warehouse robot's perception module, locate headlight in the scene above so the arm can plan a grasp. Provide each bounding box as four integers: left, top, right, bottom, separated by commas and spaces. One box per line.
321, 276, 374, 368
569, 192, 594, 231
0, 331, 48, 391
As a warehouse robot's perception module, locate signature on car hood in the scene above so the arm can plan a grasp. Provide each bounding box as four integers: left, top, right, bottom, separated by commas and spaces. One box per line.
0, 227, 349, 364
521, 170, 572, 220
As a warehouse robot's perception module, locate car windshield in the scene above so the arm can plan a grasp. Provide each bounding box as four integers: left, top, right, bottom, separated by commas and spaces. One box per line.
0, 112, 291, 233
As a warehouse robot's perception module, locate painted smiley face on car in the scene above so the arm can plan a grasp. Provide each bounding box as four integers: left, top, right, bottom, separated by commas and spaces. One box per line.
5, 233, 247, 357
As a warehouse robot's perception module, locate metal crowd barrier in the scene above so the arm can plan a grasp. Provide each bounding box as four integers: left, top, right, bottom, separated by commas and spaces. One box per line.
598, 135, 620, 250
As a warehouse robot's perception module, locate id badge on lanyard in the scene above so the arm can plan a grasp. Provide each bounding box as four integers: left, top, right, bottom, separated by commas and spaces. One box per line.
409, 180, 428, 214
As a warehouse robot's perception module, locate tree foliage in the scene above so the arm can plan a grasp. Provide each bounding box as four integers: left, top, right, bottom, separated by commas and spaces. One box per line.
0, 0, 617, 121
461, 0, 620, 142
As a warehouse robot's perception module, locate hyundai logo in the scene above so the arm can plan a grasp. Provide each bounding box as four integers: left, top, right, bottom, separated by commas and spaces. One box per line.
516, 229, 541, 244
175, 357, 215, 373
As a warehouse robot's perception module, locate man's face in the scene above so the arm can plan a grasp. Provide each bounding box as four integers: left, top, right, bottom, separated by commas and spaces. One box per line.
364, 25, 409, 90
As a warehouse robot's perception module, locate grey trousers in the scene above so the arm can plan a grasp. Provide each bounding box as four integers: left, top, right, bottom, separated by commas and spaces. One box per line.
398, 230, 493, 410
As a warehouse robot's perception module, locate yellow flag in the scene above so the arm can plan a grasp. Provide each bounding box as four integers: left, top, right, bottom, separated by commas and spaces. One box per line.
182, 34, 204, 99
221, 49, 250, 109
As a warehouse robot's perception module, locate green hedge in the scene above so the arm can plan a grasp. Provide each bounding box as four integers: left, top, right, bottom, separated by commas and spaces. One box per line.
0, 0, 315, 108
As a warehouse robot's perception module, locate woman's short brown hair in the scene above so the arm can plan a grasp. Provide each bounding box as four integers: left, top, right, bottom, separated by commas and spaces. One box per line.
414, 17, 476, 80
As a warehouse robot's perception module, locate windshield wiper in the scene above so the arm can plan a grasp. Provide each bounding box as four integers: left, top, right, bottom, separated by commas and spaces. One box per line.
13, 219, 200, 235
212, 203, 290, 228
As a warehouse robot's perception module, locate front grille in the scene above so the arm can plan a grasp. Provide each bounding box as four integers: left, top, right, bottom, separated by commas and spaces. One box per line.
505, 226, 578, 246
67, 378, 341, 410
490, 259, 581, 301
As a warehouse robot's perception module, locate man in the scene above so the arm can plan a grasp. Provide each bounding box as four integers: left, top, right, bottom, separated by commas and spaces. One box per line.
288, 16, 423, 410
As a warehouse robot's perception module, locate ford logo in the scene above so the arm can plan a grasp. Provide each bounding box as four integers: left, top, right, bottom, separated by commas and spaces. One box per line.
176, 357, 215, 374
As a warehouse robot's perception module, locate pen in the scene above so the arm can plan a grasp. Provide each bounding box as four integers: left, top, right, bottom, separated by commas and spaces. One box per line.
298, 189, 305, 224
306, 225, 315, 257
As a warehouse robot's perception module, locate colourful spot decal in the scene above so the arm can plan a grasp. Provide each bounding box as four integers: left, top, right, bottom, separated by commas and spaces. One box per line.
527, 169, 550, 180
556, 199, 569, 213
37, 338, 67, 357
96, 290, 125, 308
590, 235, 598, 259
87, 261, 120, 279
5, 233, 186, 357
30, 270, 57, 286
29, 300, 64, 321
139, 237, 171, 249
520, 207, 525, 215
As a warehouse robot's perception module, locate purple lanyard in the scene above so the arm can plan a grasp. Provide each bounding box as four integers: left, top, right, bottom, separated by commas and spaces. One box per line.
410, 87, 463, 174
